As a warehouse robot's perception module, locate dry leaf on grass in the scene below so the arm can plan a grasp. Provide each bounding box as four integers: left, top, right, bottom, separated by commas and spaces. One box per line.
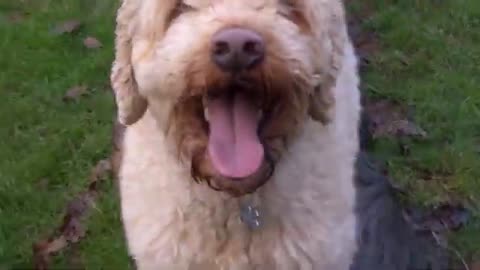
6, 11, 27, 24
32, 159, 112, 270
89, 159, 112, 190
402, 203, 472, 270
405, 203, 471, 233
83, 36, 102, 49
375, 119, 427, 139
50, 19, 83, 35
364, 98, 428, 139
62, 85, 88, 102
33, 237, 68, 270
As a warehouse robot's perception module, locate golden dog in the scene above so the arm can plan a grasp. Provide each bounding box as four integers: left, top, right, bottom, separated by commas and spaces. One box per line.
111, 0, 361, 269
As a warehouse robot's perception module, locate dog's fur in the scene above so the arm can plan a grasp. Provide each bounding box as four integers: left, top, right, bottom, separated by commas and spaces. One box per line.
111, 0, 362, 269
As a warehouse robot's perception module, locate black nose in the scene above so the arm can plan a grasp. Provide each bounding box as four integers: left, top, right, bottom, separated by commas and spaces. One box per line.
211, 28, 265, 72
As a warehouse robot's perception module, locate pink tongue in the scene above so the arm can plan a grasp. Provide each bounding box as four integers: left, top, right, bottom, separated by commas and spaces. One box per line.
207, 93, 264, 178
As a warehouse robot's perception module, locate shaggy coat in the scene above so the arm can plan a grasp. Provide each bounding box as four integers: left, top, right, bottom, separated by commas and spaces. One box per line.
111, 0, 361, 269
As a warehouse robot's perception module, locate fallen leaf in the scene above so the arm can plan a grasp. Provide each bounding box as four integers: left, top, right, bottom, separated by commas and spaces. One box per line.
374, 119, 427, 138
65, 193, 93, 219
83, 36, 102, 49
33, 195, 91, 269
35, 237, 68, 256
6, 11, 27, 24
364, 98, 428, 139
63, 85, 88, 102
62, 214, 87, 243
88, 159, 112, 189
51, 19, 82, 35
405, 203, 471, 233
32, 158, 112, 270
33, 237, 68, 270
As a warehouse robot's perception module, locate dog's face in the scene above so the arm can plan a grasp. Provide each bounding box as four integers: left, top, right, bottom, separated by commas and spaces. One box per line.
111, 0, 347, 196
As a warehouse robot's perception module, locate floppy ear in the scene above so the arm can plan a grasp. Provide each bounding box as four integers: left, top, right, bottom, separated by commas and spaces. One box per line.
110, 0, 148, 126
308, 2, 348, 124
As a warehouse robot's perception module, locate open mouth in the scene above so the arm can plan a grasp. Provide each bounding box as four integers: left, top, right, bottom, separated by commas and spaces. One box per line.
203, 87, 265, 180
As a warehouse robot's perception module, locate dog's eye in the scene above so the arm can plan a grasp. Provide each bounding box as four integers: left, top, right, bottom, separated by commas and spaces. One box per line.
168, 1, 195, 23
279, 0, 296, 7
278, 0, 297, 9
277, 0, 299, 18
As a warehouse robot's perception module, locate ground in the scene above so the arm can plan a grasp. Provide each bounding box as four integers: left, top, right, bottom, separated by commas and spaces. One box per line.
0, 0, 478, 269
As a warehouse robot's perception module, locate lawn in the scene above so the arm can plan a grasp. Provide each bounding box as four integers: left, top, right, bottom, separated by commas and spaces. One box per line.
0, 0, 478, 269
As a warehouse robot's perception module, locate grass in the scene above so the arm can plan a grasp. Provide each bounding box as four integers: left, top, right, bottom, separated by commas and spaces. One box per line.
353, 0, 480, 261
0, 0, 478, 268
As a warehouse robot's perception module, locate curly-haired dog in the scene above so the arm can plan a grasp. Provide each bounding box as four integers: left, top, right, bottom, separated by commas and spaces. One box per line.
111, 0, 362, 269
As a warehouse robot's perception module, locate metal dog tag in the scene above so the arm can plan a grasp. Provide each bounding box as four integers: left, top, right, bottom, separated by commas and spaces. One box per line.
240, 204, 262, 230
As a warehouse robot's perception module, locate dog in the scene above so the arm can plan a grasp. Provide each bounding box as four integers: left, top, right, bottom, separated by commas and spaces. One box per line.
111, 0, 362, 269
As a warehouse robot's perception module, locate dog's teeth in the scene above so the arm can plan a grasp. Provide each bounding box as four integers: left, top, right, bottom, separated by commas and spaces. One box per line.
204, 108, 209, 122
202, 96, 209, 121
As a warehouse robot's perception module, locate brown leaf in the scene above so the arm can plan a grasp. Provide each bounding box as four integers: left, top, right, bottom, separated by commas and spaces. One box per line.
33, 237, 68, 270
89, 159, 112, 188
32, 158, 112, 270
63, 85, 88, 102
51, 19, 82, 35
35, 237, 68, 255
33, 195, 92, 269
83, 36, 102, 49
364, 98, 428, 139
62, 216, 87, 243
405, 203, 471, 233
6, 11, 27, 24
65, 193, 93, 219
374, 119, 427, 138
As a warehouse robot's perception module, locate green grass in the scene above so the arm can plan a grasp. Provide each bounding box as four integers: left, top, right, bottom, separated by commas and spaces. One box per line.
0, 0, 479, 268
356, 0, 480, 261
0, 0, 129, 268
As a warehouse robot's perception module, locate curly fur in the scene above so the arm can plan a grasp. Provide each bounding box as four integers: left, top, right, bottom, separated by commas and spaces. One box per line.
111, 0, 361, 269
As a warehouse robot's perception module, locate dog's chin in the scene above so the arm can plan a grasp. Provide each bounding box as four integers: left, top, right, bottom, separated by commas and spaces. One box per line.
204, 157, 273, 197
